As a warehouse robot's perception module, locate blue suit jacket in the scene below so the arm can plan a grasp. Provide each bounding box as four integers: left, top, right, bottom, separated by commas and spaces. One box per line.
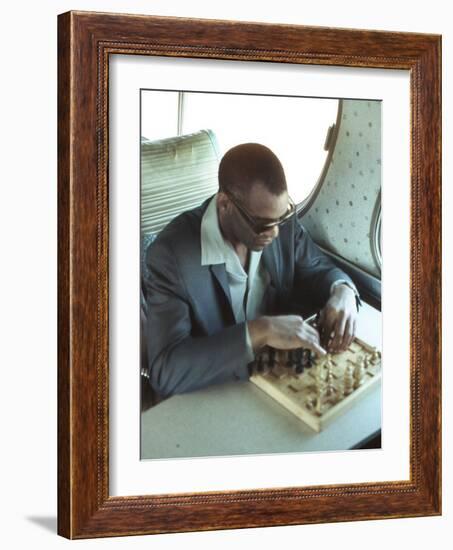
143, 197, 354, 397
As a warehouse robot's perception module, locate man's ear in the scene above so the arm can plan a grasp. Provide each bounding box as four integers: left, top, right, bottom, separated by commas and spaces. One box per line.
217, 191, 229, 212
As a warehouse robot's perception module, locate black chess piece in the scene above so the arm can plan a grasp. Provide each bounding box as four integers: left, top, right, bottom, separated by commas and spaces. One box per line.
299, 349, 306, 366
285, 350, 293, 369
269, 348, 276, 369
295, 349, 305, 374
256, 353, 264, 373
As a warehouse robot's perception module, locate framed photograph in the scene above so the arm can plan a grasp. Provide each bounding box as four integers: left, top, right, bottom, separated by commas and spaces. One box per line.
58, 11, 441, 538
138, 91, 383, 462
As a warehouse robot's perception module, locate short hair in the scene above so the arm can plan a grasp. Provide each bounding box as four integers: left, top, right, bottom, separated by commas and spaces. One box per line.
218, 143, 287, 198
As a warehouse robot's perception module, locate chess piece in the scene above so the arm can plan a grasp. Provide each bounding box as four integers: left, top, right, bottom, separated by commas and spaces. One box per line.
256, 353, 264, 373
305, 396, 315, 411
315, 361, 325, 386
343, 363, 354, 395
274, 349, 288, 378
324, 354, 334, 381
353, 357, 365, 388
261, 349, 271, 374
295, 349, 304, 375
371, 348, 381, 364
314, 362, 326, 415
316, 384, 324, 415
286, 350, 293, 369
326, 370, 335, 397
269, 348, 276, 370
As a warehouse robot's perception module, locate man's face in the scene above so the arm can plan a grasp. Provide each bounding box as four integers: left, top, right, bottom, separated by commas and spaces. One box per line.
224, 181, 290, 251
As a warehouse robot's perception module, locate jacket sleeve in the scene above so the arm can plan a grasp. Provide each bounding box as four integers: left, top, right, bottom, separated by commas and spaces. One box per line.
293, 219, 358, 308
144, 238, 253, 398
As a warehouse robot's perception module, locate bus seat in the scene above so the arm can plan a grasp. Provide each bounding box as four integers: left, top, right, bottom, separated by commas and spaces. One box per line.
141, 129, 221, 235
140, 129, 221, 408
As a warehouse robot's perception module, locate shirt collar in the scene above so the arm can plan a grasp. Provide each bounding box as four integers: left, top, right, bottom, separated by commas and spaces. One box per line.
200, 195, 226, 266
200, 194, 263, 276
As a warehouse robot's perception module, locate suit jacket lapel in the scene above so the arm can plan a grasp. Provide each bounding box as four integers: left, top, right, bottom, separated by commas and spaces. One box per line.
262, 238, 281, 287
210, 264, 235, 321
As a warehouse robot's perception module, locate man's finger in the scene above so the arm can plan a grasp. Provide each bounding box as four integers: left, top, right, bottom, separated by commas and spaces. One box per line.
340, 317, 353, 350
316, 309, 325, 342
319, 309, 335, 348
344, 317, 357, 349
350, 319, 357, 347
330, 314, 346, 352
316, 310, 324, 330
309, 341, 327, 357
302, 323, 321, 343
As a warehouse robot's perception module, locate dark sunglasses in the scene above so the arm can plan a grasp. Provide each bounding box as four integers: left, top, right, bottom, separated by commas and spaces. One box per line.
222, 189, 296, 234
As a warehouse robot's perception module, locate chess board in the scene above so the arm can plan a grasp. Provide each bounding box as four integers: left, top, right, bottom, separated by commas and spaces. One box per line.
250, 337, 381, 432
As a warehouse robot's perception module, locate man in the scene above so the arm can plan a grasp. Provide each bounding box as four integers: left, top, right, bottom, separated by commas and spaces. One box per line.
144, 143, 359, 398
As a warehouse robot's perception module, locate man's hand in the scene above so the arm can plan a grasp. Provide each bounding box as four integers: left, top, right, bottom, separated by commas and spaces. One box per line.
248, 315, 326, 357
317, 284, 358, 353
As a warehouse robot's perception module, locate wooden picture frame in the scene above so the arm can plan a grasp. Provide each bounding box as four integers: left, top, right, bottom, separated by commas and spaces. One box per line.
58, 10, 441, 538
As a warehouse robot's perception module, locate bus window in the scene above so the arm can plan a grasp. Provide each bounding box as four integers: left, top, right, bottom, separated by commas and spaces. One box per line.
141, 90, 338, 205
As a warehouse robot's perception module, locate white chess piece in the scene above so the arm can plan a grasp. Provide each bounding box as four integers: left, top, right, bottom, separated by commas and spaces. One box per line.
343, 364, 354, 396
353, 357, 365, 388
